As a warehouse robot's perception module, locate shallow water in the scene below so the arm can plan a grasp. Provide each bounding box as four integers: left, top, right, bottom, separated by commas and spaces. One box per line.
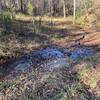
0, 47, 94, 74
31, 47, 64, 59
70, 47, 93, 61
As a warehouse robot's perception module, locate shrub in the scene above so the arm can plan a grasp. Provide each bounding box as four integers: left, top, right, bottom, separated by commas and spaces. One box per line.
32, 18, 42, 33
27, 2, 33, 15
76, 10, 82, 19
0, 11, 12, 32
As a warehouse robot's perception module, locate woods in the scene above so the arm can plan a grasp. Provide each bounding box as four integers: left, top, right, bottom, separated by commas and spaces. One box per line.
0, 0, 100, 100
0, 0, 99, 28
0, 0, 99, 17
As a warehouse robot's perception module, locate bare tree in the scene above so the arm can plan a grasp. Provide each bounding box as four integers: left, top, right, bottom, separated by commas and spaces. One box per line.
73, 0, 76, 24
62, 0, 66, 18
0, 0, 2, 12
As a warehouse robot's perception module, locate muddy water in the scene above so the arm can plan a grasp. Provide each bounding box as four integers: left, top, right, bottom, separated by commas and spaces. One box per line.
0, 47, 94, 76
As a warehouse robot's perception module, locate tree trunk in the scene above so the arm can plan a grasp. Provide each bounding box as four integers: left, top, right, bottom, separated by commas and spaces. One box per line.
20, 0, 24, 12
73, 0, 76, 24
0, 0, 2, 12
63, 0, 66, 18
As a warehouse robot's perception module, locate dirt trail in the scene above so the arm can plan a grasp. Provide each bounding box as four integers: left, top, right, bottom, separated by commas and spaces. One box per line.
82, 29, 100, 45
0, 19, 100, 99
54, 27, 100, 48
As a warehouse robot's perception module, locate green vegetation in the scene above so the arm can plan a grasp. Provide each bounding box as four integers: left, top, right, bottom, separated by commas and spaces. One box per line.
0, 11, 12, 32
27, 2, 33, 15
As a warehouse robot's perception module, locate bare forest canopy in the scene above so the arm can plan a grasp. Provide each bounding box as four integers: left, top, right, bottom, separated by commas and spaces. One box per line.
0, 0, 100, 17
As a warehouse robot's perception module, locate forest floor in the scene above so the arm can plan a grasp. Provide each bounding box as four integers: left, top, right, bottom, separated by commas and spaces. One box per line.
0, 16, 100, 100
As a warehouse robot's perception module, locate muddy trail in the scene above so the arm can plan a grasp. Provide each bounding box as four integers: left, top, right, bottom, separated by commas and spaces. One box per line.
0, 23, 100, 99
0, 44, 100, 100
0, 21, 100, 81
0, 45, 96, 78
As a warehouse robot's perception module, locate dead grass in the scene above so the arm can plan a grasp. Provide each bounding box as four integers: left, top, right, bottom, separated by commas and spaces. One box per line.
16, 14, 73, 23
